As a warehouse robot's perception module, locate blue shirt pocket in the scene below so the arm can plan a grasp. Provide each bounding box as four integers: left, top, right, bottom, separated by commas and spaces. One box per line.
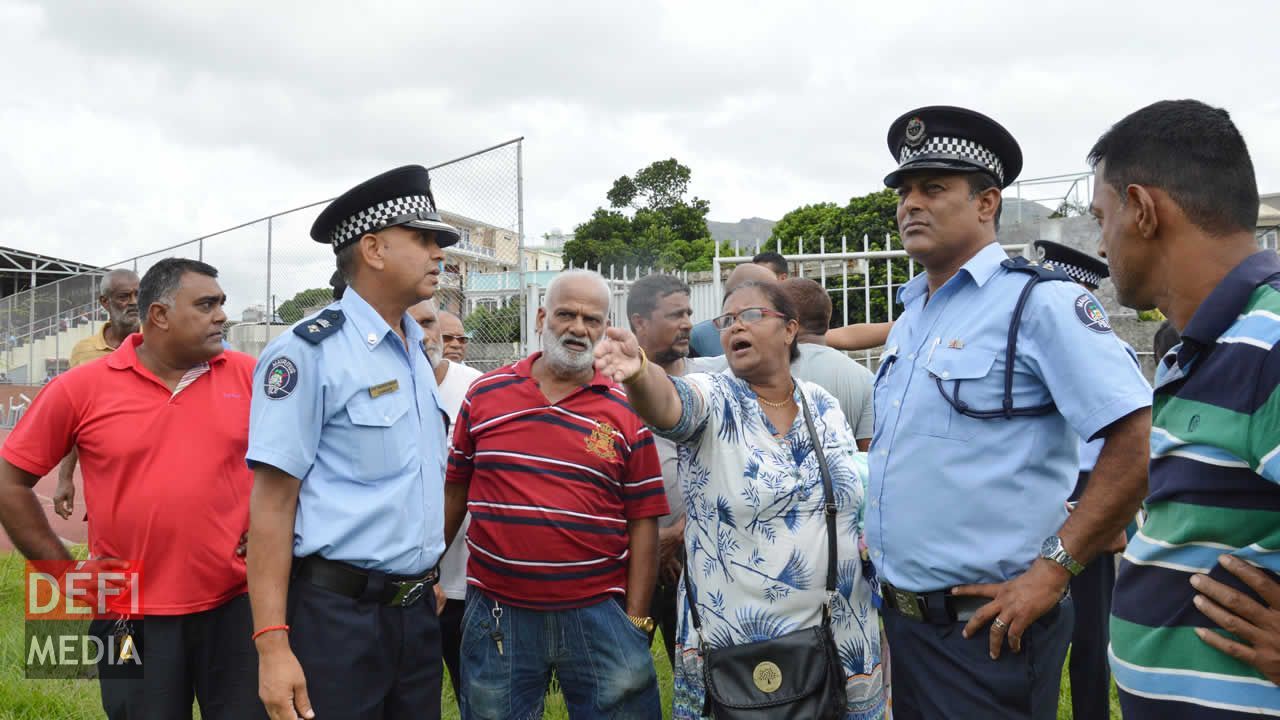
923, 348, 997, 441
345, 392, 412, 482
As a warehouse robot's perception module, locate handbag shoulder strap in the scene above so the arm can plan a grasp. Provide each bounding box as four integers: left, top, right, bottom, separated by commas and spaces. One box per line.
684, 382, 840, 635
798, 386, 838, 599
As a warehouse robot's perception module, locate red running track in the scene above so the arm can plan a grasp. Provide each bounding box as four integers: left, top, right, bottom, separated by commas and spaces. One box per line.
0, 427, 89, 553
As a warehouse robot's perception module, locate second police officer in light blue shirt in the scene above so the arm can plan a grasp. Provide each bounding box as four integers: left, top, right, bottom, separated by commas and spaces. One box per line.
245, 165, 456, 720
866, 106, 1154, 720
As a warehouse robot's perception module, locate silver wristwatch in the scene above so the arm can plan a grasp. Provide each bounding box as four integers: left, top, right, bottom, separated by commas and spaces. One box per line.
1040, 535, 1085, 576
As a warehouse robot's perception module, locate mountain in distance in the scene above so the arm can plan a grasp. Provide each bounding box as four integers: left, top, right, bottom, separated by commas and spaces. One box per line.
706, 217, 777, 252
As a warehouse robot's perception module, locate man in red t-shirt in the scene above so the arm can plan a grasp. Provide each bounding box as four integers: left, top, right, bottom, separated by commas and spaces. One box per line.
0, 258, 263, 720
444, 270, 667, 719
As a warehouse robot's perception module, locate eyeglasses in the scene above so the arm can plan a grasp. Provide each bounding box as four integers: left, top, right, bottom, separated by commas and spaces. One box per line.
710, 307, 789, 331
442, 334, 470, 344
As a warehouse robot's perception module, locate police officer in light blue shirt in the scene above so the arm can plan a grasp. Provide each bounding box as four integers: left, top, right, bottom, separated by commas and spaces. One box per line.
245, 165, 457, 720
866, 107, 1153, 720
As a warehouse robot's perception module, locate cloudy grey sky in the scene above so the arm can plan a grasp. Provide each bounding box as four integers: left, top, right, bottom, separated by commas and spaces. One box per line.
2, 0, 1278, 313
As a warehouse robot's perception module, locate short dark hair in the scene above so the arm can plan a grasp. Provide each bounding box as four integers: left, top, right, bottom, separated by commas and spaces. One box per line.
626, 273, 690, 330
335, 244, 358, 283
1088, 99, 1258, 235
139, 258, 219, 314
752, 251, 788, 277
724, 280, 801, 362
780, 278, 832, 336
966, 172, 1003, 232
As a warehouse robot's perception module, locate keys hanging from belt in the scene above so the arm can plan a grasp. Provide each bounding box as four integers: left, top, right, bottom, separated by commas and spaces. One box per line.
490, 599, 504, 656
111, 617, 135, 662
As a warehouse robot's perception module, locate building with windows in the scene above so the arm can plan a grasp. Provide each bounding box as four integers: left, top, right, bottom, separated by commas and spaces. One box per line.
1259, 192, 1280, 251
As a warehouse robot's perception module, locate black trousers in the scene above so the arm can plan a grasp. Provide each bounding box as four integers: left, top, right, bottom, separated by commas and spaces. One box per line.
649, 577, 678, 667
92, 593, 264, 720
288, 572, 442, 720
439, 595, 465, 699
1069, 470, 1115, 720
884, 595, 1074, 720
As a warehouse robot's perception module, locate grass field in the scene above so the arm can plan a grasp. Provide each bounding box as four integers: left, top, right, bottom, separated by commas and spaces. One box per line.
0, 550, 1119, 719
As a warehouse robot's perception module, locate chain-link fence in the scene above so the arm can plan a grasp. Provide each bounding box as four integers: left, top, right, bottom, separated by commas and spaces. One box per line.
0, 139, 524, 383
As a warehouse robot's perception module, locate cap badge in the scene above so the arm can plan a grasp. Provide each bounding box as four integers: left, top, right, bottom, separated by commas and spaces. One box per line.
904, 117, 927, 148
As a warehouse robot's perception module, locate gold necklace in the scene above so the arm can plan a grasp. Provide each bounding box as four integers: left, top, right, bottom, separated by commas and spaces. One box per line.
755, 382, 794, 408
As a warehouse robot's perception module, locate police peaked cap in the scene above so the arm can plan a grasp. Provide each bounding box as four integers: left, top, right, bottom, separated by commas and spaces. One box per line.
884, 106, 1023, 189
1033, 240, 1110, 289
311, 165, 461, 252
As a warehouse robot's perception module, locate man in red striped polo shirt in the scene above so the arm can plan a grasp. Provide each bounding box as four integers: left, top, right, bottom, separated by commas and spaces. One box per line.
444, 270, 667, 719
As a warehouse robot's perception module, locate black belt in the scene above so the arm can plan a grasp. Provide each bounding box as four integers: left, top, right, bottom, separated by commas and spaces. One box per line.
880, 581, 990, 624
294, 556, 439, 607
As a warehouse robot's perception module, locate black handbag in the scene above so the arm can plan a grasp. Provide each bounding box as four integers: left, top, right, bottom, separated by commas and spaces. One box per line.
684, 389, 847, 719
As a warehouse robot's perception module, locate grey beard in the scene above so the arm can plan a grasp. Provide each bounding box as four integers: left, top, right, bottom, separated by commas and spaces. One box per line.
110, 314, 140, 336
542, 327, 595, 375
425, 343, 444, 367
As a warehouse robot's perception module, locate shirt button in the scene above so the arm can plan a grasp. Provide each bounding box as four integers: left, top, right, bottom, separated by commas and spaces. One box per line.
908, 353, 916, 360
879, 449, 887, 457
384, 415, 391, 422
892, 400, 900, 408
941, 371, 951, 379
870, 499, 878, 508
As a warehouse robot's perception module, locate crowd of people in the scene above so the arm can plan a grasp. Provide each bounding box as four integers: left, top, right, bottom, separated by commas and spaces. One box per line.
0, 97, 1276, 720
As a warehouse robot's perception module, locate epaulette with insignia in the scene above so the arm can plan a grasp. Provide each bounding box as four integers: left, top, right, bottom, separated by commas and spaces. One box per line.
1001, 256, 1073, 283
294, 309, 345, 344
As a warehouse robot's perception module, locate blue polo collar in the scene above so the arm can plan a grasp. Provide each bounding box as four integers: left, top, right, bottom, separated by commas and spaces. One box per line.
1181, 251, 1280, 350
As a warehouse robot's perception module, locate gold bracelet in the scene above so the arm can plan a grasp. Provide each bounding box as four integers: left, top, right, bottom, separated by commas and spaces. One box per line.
621, 347, 648, 384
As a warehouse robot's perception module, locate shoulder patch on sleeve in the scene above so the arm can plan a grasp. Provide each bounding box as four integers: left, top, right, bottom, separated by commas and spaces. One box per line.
1001, 256, 1074, 283
263, 357, 299, 399
293, 309, 345, 344
1074, 294, 1113, 334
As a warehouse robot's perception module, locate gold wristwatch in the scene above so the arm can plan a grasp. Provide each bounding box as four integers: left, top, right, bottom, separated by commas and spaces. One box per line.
628, 615, 656, 637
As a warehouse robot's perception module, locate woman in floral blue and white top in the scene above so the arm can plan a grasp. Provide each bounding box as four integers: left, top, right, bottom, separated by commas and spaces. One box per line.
595, 280, 888, 719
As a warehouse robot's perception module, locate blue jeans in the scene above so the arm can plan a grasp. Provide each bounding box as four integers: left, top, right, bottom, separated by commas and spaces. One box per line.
459, 587, 661, 720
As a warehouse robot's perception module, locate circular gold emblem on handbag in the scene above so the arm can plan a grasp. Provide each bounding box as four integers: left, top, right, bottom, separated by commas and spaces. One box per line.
752, 661, 782, 693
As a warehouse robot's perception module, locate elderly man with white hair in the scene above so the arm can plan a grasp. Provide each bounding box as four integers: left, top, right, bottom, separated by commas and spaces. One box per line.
443, 269, 667, 719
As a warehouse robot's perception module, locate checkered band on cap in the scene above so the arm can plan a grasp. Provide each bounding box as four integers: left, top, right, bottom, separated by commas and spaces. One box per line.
1045, 261, 1103, 288
898, 136, 1005, 184
329, 194, 435, 249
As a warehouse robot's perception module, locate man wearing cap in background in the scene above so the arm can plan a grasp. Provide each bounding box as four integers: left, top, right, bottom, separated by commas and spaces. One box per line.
1034, 239, 1148, 720
245, 165, 457, 720
866, 106, 1153, 719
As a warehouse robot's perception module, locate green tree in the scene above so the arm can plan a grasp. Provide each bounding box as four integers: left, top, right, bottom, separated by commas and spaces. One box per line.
768, 189, 907, 324
276, 287, 332, 324
464, 298, 522, 343
566, 159, 717, 272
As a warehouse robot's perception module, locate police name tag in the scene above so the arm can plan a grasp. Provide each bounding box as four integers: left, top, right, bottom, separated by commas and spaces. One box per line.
369, 379, 400, 398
